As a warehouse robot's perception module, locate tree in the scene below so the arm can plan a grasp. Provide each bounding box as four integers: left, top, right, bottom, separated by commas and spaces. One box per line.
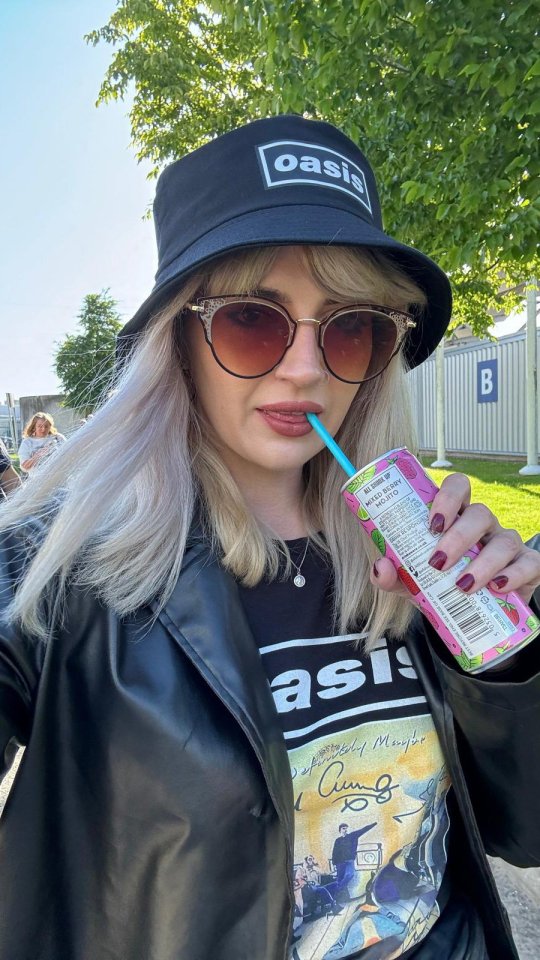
54, 291, 122, 413
87, 0, 540, 334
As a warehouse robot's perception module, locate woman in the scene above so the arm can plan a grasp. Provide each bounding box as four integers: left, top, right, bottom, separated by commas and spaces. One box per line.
17, 411, 66, 473
0, 115, 539, 960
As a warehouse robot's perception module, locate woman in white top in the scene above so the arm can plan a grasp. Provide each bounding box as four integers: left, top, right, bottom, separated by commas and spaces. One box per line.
17, 412, 66, 473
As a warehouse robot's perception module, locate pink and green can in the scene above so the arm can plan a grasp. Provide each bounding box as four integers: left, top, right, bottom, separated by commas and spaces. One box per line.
342, 447, 540, 674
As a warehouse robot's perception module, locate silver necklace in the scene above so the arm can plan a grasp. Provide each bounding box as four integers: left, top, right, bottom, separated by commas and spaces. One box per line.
290, 539, 309, 588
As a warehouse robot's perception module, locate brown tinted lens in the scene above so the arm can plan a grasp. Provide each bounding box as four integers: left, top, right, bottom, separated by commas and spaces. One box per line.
211, 301, 290, 376
323, 310, 398, 382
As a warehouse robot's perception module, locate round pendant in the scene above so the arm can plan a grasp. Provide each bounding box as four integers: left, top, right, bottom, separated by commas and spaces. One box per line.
293, 574, 306, 588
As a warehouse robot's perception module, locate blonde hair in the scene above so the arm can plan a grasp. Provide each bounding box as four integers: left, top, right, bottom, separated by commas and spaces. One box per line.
23, 412, 57, 437
1, 245, 426, 647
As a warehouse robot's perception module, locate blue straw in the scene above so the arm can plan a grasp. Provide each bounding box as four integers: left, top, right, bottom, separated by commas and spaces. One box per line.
306, 412, 357, 478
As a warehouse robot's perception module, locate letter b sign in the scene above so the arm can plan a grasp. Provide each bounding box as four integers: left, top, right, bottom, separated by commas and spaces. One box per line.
477, 359, 498, 403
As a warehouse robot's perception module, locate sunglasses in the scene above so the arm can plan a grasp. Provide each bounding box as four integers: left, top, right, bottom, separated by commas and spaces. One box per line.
185, 296, 416, 383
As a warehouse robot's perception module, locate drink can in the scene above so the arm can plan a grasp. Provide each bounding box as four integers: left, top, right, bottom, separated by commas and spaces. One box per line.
341, 447, 540, 673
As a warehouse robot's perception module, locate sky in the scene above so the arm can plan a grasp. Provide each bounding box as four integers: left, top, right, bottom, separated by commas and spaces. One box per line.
0, 0, 157, 399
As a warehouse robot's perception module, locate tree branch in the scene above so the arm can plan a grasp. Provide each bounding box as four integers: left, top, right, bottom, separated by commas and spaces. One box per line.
394, 13, 415, 28
371, 54, 411, 75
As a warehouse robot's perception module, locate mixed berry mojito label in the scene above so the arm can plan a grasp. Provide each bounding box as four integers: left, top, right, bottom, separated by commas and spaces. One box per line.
343, 449, 539, 671
355, 465, 514, 656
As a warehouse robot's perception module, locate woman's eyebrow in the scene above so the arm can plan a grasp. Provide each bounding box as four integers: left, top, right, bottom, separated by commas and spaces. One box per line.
251, 286, 289, 301
251, 286, 339, 307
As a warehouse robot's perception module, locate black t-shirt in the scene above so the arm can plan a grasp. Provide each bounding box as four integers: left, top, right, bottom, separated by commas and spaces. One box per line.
238, 539, 487, 960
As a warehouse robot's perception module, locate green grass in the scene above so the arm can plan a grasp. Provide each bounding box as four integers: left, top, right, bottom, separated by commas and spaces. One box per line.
420, 456, 540, 543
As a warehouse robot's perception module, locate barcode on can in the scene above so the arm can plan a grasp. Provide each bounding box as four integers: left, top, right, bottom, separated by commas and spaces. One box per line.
434, 584, 494, 645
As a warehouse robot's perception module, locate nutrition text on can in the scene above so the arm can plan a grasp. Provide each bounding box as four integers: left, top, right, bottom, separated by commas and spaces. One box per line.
342, 447, 540, 674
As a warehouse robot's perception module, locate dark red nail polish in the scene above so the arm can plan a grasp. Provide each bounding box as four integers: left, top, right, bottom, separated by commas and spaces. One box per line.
491, 575, 509, 590
428, 550, 447, 571
456, 572, 475, 591
430, 513, 445, 534
372, 562, 380, 578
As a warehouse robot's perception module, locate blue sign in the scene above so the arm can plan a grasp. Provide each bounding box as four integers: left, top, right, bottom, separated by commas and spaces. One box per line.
477, 359, 498, 403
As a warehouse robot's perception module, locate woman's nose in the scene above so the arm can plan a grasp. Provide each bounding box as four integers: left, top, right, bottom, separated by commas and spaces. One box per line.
273, 321, 328, 386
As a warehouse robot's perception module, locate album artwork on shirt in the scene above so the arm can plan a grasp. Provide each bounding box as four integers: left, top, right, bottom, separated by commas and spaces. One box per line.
260, 633, 451, 960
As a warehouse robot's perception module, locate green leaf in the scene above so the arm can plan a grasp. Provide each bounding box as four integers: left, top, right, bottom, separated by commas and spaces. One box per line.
455, 651, 484, 672
403, 182, 421, 202
371, 529, 386, 555
524, 59, 540, 80
352, 464, 377, 488
459, 62, 481, 76
435, 203, 452, 221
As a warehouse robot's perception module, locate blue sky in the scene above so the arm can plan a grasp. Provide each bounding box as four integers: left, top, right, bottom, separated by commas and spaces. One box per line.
0, 0, 157, 398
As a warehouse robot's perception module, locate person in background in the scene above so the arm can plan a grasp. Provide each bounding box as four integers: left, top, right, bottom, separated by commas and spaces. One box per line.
17, 412, 66, 473
296, 855, 343, 918
0, 115, 539, 960
0, 439, 20, 498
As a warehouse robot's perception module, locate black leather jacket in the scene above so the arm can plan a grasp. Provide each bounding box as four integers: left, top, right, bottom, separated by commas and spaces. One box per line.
1, 528, 539, 960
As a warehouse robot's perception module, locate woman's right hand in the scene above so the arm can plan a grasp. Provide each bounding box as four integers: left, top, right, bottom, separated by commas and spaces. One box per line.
26, 448, 50, 470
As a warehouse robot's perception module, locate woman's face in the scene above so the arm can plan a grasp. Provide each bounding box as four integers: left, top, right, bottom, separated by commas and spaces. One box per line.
34, 418, 51, 438
184, 247, 361, 486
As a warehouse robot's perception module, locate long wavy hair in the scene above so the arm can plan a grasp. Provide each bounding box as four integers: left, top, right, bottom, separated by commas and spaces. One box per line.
0, 245, 426, 646
23, 412, 58, 437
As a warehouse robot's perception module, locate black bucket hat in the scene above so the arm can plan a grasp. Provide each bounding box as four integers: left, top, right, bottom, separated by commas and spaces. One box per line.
118, 114, 452, 368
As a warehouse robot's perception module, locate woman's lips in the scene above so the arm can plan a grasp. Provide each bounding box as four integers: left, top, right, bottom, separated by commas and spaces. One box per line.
256, 403, 323, 437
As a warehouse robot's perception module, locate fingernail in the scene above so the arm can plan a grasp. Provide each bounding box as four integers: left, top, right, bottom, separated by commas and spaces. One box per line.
430, 513, 445, 534
456, 572, 475, 592
428, 550, 447, 571
490, 575, 509, 590
372, 562, 380, 579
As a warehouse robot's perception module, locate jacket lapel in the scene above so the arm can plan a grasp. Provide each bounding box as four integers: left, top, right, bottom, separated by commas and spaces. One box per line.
151, 536, 294, 840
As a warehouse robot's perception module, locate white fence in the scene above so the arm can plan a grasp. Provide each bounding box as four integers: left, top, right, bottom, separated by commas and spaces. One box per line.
408, 331, 540, 458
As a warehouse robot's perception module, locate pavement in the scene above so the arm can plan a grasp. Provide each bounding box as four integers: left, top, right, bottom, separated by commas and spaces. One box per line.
1, 752, 539, 956
488, 858, 540, 959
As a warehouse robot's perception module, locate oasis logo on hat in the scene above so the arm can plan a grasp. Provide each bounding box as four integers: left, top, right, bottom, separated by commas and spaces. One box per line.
257, 139, 372, 214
